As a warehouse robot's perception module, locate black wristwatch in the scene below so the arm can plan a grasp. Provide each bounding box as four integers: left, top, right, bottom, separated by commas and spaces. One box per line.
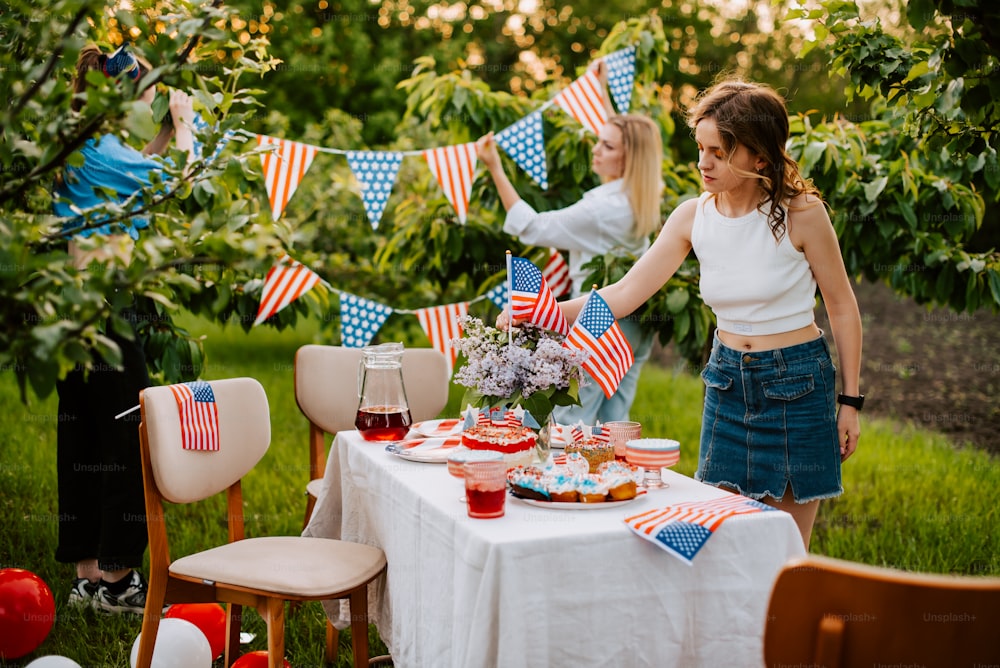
837, 393, 865, 410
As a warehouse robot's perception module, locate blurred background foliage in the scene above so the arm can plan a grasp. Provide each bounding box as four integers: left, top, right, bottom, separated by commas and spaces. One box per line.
2, 0, 999, 400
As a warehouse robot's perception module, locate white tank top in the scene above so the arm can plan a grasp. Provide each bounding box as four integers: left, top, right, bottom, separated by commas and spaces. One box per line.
690, 193, 817, 336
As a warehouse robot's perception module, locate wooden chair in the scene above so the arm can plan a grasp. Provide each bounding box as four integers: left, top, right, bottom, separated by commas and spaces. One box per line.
763, 554, 1000, 668
295, 344, 451, 527
293, 344, 450, 663
135, 377, 387, 668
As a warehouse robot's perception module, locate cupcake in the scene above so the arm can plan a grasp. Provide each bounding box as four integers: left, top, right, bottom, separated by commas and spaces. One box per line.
576, 474, 610, 503
565, 440, 614, 473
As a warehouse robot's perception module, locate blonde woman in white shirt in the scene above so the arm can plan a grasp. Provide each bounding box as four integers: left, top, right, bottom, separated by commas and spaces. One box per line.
520, 80, 863, 549
476, 104, 664, 424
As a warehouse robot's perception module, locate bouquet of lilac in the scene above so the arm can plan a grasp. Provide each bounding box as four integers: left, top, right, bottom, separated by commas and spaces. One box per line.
451, 315, 589, 426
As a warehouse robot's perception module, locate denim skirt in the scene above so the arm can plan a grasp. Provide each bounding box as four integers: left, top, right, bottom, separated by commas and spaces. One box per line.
695, 332, 843, 503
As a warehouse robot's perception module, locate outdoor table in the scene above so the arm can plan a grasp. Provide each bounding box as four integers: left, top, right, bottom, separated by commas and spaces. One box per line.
303, 430, 806, 668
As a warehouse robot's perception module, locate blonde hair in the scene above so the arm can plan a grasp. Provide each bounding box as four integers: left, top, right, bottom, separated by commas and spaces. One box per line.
607, 114, 664, 239
686, 79, 823, 242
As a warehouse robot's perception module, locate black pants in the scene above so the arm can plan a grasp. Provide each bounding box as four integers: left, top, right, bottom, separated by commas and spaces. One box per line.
55, 325, 150, 572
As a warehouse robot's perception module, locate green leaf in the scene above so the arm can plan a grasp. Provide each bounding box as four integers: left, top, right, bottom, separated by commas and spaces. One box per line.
862, 176, 888, 202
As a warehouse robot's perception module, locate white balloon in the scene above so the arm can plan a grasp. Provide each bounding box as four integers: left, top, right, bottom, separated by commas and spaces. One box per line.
129, 617, 212, 668
25, 658, 83, 668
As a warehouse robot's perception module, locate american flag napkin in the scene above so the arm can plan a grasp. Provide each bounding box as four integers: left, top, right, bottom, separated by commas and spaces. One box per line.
624, 495, 775, 565
168, 381, 221, 451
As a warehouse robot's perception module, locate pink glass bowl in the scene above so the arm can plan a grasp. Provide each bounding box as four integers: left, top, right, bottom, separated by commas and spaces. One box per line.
625, 438, 680, 469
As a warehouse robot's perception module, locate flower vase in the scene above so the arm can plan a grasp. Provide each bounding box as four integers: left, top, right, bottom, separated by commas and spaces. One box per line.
534, 415, 556, 466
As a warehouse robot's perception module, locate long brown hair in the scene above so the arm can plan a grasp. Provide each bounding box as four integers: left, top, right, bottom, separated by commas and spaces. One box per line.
686, 80, 822, 242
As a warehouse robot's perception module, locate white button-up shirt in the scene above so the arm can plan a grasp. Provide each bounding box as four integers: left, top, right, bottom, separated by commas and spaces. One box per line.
502, 179, 649, 297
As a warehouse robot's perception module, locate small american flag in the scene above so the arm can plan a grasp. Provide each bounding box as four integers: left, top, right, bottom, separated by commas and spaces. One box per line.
590, 424, 610, 443
570, 424, 585, 443
508, 255, 569, 335
477, 408, 492, 426
542, 248, 571, 298
624, 495, 774, 565
168, 381, 221, 451
563, 289, 633, 398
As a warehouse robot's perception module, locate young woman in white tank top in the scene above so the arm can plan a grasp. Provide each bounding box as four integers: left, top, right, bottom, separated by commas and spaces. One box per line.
508, 80, 864, 549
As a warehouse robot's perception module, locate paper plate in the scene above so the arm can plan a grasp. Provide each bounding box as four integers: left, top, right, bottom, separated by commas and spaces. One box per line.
386, 436, 463, 463
410, 418, 463, 438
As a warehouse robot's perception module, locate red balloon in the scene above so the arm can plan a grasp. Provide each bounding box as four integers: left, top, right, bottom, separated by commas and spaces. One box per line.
164, 603, 227, 659
0, 568, 56, 659
230, 650, 291, 668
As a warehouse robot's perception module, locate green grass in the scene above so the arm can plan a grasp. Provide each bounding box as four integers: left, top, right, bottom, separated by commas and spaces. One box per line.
2, 316, 998, 666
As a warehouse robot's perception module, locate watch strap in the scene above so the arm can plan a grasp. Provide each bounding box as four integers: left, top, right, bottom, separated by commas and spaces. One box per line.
837, 393, 865, 410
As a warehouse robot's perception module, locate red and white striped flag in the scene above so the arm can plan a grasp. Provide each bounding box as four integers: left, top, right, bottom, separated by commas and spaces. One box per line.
563, 289, 633, 398
415, 301, 468, 374
542, 248, 571, 298
552, 69, 609, 136
508, 255, 569, 335
169, 381, 220, 451
257, 135, 319, 221
423, 143, 478, 224
254, 254, 322, 326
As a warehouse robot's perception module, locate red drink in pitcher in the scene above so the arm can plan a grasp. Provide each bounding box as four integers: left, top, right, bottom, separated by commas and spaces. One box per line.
356, 405, 412, 441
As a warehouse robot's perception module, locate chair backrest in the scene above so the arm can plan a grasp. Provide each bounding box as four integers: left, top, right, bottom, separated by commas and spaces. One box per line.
294, 344, 450, 434
763, 555, 1000, 668
140, 377, 271, 504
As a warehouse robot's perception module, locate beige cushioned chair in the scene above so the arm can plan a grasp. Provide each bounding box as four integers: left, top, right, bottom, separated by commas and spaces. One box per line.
135, 377, 386, 668
764, 554, 1000, 668
295, 344, 451, 526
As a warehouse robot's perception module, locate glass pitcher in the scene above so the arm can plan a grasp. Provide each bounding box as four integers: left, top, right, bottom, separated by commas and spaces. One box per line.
355, 342, 413, 441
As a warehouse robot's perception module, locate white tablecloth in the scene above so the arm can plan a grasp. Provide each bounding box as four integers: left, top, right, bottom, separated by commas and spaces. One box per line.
303, 431, 806, 668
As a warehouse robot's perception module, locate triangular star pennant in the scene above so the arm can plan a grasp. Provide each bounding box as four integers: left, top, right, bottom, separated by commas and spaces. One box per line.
339, 292, 393, 348
551, 69, 609, 135
486, 282, 508, 312
604, 45, 637, 114
494, 111, 549, 190
254, 254, 322, 326
345, 150, 404, 229
414, 302, 469, 375
542, 248, 571, 298
257, 135, 320, 221
423, 143, 477, 224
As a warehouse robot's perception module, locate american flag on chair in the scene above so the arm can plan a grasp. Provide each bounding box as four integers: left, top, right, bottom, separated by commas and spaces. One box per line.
563, 289, 633, 398
168, 381, 221, 451
508, 254, 569, 335
624, 495, 775, 565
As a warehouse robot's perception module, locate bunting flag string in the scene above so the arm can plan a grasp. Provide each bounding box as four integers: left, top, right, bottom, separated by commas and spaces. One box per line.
551, 68, 609, 136
543, 248, 572, 298
415, 302, 469, 373
251, 46, 636, 222
257, 136, 319, 221
339, 292, 394, 348
604, 45, 637, 113
345, 150, 404, 228
423, 143, 478, 224
254, 254, 322, 325
494, 111, 549, 190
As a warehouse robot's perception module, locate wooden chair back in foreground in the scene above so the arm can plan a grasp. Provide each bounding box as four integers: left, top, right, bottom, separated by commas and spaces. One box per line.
294, 344, 450, 524
135, 377, 387, 668
763, 554, 1000, 668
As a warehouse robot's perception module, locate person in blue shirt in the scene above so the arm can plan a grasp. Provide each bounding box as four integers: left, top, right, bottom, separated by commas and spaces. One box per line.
53, 43, 196, 615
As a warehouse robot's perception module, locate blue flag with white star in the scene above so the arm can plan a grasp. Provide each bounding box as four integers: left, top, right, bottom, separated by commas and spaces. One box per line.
495, 111, 548, 190
339, 292, 393, 348
346, 151, 404, 229
604, 46, 637, 114
486, 282, 508, 312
